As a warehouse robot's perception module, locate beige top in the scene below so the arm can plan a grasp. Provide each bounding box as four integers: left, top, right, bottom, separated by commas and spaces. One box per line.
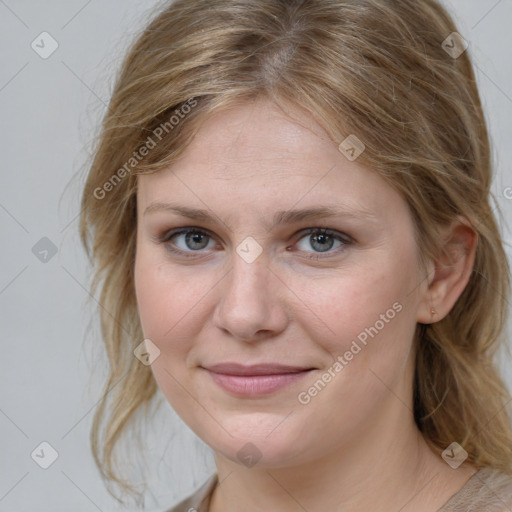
164, 467, 512, 512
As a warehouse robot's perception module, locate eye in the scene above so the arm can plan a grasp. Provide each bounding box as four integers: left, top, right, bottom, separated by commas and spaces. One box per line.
293, 228, 351, 260
154, 226, 352, 260
156, 227, 217, 257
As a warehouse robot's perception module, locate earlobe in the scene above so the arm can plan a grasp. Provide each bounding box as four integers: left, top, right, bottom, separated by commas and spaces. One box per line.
417, 217, 478, 325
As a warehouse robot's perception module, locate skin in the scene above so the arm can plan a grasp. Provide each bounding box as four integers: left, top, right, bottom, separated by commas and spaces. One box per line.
134, 97, 478, 511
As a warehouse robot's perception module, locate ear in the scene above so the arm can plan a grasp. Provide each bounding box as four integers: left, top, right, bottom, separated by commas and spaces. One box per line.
417, 216, 478, 324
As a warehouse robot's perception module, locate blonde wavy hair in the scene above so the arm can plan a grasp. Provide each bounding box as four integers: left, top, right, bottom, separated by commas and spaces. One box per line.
79, 0, 512, 505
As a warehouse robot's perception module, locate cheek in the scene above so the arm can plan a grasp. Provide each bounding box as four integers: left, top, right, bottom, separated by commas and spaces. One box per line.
134, 247, 186, 349
134, 254, 166, 340
134, 250, 201, 416
296, 246, 420, 370
291, 252, 419, 437
134, 247, 216, 361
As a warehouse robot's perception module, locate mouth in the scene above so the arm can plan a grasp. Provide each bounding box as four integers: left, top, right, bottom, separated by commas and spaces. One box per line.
202, 363, 315, 397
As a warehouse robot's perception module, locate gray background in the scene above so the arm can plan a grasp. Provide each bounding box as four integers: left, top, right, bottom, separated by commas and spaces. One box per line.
1, 1, 511, 511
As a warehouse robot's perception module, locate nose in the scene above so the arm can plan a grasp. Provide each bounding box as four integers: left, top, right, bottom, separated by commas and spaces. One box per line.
213, 250, 288, 342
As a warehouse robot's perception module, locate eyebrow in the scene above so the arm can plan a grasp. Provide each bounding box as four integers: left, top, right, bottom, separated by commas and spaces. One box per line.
143, 202, 377, 230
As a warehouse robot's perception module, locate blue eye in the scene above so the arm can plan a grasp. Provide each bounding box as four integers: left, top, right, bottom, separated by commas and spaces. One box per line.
158, 228, 216, 255
294, 228, 350, 259
155, 227, 351, 260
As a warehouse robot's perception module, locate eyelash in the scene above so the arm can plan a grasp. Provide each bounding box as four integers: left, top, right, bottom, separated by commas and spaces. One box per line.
153, 226, 353, 261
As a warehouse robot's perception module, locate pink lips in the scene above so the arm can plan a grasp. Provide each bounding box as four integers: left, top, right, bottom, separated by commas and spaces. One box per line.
203, 363, 314, 397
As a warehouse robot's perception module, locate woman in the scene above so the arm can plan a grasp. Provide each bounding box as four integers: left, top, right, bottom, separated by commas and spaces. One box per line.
79, 0, 512, 510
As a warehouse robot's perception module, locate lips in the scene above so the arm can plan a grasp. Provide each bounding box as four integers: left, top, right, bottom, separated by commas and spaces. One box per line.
205, 362, 314, 376
203, 362, 315, 396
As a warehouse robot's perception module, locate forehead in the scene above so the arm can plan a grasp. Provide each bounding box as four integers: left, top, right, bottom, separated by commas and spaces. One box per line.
173, 98, 335, 175
140, 98, 359, 187
136, 98, 409, 229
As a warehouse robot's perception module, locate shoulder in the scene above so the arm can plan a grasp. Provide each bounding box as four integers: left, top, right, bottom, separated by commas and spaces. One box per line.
163, 474, 218, 512
475, 467, 512, 509
438, 466, 512, 511
163, 469, 512, 512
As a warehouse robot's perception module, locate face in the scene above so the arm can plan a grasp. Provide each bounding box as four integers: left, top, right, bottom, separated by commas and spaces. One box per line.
134, 98, 428, 468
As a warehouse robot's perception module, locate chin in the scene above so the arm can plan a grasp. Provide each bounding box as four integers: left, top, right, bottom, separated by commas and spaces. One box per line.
197, 413, 312, 469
